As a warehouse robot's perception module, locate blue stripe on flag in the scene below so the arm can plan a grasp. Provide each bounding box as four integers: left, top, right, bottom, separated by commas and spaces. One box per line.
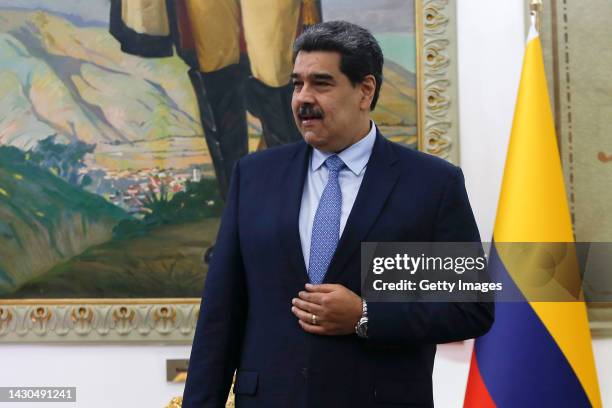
475, 243, 591, 407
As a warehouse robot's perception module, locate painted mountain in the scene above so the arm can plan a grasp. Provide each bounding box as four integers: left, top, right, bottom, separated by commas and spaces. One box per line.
0, 145, 128, 293
0, 6, 417, 298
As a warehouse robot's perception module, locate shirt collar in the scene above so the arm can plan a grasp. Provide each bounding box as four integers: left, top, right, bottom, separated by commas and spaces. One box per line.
311, 121, 377, 176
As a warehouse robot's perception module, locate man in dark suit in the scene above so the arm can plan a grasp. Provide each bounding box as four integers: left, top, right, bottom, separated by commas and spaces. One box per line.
183, 21, 494, 408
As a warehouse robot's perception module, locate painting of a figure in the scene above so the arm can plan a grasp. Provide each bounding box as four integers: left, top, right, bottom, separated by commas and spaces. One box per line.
0, 0, 418, 299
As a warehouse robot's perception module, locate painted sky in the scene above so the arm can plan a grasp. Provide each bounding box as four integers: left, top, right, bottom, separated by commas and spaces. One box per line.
0, 0, 110, 25
0, 0, 415, 32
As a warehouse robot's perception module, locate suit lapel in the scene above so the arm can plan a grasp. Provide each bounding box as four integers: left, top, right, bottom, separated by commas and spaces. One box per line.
323, 132, 400, 284
278, 141, 311, 286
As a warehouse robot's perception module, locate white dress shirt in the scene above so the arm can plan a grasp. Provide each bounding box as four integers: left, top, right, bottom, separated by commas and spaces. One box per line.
298, 121, 377, 269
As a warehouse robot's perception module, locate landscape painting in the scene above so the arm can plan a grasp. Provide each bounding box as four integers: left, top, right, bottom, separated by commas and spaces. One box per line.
0, 0, 418, 299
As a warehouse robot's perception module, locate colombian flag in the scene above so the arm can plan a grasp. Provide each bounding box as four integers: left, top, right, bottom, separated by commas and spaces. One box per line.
463, 23, 602, 407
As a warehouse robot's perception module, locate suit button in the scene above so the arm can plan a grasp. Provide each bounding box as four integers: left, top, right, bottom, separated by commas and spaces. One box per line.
301, 367, 308, 379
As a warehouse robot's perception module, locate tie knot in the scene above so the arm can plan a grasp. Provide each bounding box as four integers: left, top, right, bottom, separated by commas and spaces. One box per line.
325, 155, 345, 173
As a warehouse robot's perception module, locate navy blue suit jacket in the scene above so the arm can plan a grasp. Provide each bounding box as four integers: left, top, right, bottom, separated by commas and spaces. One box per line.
183, 133, 494, 407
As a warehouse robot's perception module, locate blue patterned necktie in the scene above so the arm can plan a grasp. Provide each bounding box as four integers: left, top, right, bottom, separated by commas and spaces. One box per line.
308, 155, 345, 284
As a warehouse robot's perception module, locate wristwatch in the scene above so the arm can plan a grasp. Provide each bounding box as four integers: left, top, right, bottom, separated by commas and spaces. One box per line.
355, 298, 368, 338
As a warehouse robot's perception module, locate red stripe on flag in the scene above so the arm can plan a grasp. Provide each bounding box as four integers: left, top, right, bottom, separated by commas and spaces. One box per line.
464, 349, 496, 408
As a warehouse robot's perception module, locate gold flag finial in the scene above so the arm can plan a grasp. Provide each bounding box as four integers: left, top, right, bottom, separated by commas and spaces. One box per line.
529, 0, 543, 34
302, 0, 321, 27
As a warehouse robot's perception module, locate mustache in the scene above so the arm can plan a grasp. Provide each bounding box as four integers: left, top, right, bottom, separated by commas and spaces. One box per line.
297, 104, 324, 119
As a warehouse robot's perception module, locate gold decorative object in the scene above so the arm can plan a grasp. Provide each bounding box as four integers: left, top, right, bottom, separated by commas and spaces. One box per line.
301, 0, 320, 26
71, 306, 94, 323
153, 306, 177, 323
31, 306, 51, 322
423, 1, 448, 32
164, 396, 182, 408
0, 307, 13, 335
29, 306, 52, 336
112, 305, 136, 336
417, 0, 458, 163
112, 306, 135, 322
71, 306, 94, 335
153, 305, 177, 334
0, 307, 12, 322
163, 391, 235, 408
529, 0, 543, 33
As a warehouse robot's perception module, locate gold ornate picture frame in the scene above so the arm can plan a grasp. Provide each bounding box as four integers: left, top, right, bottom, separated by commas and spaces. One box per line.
0, 0, 460, 343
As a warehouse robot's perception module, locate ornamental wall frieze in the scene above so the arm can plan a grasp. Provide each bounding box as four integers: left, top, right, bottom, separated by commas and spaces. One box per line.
0, 303, 200, 343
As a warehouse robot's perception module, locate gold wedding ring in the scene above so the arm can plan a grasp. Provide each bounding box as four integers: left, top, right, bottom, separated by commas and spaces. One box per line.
311, 314, 318, 325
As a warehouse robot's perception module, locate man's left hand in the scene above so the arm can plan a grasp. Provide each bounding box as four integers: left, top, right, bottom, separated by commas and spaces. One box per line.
291, 283, 362, 335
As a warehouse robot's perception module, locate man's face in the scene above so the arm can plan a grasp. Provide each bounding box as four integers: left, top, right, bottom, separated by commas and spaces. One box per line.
291, 51, 371, 152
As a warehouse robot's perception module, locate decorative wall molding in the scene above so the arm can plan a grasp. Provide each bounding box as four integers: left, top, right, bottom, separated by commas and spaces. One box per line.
0, 301, 199, 343
419, 0, 460, 164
